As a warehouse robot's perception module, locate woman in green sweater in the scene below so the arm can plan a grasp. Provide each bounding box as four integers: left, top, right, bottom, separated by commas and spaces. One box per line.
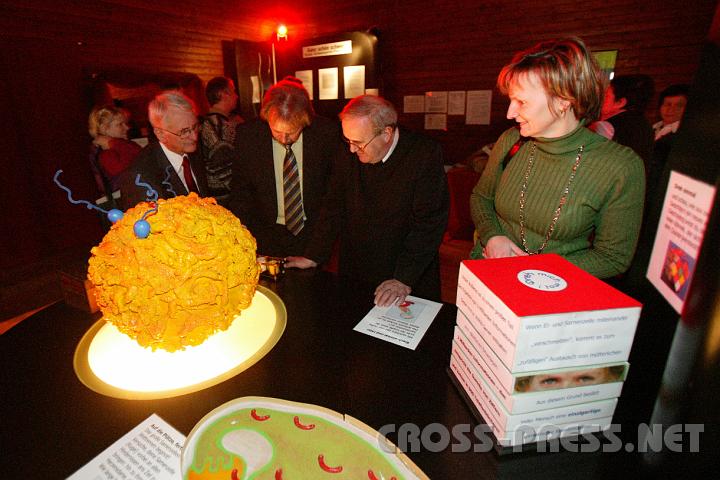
470, 38, 645, 279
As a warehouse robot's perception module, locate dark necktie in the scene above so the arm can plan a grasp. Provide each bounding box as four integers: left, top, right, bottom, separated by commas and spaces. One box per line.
282, 144, 304, 235
182, 155, 199, 194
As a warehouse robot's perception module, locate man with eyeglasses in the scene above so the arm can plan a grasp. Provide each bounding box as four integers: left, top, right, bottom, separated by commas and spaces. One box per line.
119, 90, 208, 210
287, 95, 449, 307
229, 77, 343, 257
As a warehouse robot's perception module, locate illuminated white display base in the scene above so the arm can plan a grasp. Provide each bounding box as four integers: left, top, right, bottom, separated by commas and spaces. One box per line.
74, 286, 286, 400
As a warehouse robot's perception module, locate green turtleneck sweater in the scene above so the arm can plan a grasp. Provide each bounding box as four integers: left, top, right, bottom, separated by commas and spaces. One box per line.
470, 124, 645, 279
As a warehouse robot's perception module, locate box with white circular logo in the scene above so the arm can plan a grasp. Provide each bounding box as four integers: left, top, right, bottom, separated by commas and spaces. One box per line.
455, 254, 642, 372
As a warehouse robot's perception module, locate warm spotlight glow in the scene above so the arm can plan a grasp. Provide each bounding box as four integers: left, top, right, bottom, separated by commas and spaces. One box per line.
74, 287, 286, 399
277, 24, 288, 40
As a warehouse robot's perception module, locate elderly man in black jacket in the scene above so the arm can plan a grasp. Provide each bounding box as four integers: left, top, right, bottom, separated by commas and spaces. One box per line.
287, 95, 449, 306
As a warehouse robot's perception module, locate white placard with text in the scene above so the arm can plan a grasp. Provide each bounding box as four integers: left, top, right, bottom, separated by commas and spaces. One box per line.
294, 70, 314, 99
318, 67, 339, 100
302, 40, 352, 58
403, 95, 425, 113
354, 295, 442, 350
67, 414, 185, 480
647, 170, 716, 313
448, 91, 466, 115
466, 90, 492, 125
343, 65, 365, 99
425, 91, 448, 113
424, 113, 447, 130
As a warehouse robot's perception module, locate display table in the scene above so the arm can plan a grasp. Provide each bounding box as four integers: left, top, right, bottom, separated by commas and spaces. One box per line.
1, 270, 645, 478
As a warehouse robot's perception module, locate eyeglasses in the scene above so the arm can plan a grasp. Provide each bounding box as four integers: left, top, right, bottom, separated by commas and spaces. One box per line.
157, 122, 200, 139
342, 131, 382, 153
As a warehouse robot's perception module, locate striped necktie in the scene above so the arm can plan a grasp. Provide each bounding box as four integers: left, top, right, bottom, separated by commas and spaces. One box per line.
283, 144, 304, 235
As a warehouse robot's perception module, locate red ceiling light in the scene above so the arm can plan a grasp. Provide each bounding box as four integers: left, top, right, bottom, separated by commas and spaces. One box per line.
277, 24, 288, 41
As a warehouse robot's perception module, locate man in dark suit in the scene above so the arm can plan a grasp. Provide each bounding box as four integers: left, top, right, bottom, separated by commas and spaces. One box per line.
230, 78, 342, 257
119, 91, 208, 210
287, 95, 449, 306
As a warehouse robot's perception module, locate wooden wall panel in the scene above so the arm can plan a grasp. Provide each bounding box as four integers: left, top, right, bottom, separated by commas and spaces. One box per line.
0, 0, 716, 268
338, 0, 718, 162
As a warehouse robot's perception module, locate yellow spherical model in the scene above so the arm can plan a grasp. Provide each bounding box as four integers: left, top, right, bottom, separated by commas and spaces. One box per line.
88, 194, 259, 352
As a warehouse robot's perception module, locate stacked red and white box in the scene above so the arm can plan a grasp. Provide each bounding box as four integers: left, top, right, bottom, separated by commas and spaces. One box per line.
449, 254, 641, 447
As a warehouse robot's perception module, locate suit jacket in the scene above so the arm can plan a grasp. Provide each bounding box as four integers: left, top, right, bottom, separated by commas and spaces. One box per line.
305, 127, 449, 300
229, 116, 342, 256
118, 141, 208, 211
607, 110, 654, 166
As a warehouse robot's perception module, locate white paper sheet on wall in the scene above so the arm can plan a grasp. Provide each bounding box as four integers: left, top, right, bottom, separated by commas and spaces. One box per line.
448, 91, 466, 115
425, 91, 448, 113
466, 90, 492, 124
294, 70, 314, 99
404, 95, 425, 113
425, 113, 447, 130
318, 67, 339, 100
343, 65, 365, 99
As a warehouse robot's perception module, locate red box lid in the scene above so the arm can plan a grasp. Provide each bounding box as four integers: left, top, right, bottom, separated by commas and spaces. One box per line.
461, 254, 641, 317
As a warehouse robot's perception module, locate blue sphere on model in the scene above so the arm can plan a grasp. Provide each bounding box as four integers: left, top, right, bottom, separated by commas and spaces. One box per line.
134, 220, 151, 239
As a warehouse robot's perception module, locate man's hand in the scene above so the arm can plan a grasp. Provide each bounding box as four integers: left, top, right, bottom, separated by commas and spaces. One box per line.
284, 256, 317, 269
482, 235, 527, 258
374, 279, 411, 307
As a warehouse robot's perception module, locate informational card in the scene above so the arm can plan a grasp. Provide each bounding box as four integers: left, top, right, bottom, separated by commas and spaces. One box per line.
403, 95, 425, 113
354, 295, 442, 350
448, 91, 466, 115
302, 40, 352, 58
466, 90, 492, 125
294, 70, 314, 99
647, 170, 716, 313
343, 65, 365, 99
425, 91, 448, 113
424, 113, 447, 130
68, 414, 185, 480
318, 67, 338, 100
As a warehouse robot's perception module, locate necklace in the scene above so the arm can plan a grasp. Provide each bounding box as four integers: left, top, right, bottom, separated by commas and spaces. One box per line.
518, 142, 584, 254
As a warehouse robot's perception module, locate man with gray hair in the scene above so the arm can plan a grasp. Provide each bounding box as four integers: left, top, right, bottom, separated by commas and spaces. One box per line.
119, 90, 208, 210
287, 95, 449, 306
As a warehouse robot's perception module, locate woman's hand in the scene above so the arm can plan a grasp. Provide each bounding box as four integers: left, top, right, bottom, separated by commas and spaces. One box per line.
284, 256, 317, 269
374, 279, 411, 307
482, 235, 527, 258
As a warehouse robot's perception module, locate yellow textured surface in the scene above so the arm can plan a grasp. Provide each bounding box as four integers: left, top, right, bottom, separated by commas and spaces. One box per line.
87, 194, 259, 352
